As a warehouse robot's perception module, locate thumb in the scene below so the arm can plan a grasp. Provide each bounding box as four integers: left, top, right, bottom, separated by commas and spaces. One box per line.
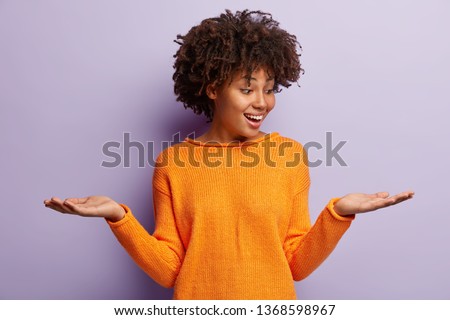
64, 197, 88, 205
374, 191, 389, 198
63, 201, 97, 216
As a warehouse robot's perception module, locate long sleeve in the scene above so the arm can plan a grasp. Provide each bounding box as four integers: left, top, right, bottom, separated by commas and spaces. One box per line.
106, 187, 185, 288
105, 133, 355, 299
283, 188, 354, 281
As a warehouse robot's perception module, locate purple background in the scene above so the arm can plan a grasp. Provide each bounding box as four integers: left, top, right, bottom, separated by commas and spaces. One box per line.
1, 0, 449, 299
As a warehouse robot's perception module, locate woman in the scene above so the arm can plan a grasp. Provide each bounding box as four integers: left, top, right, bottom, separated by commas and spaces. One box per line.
44, 10, 414, 299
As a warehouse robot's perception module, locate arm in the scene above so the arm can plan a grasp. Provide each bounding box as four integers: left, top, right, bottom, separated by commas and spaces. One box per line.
43, 189, 185, 288
106, 188, 185, 288
44, 150, 186, 288
283, 188, 354, 281
281, 140, 414, 281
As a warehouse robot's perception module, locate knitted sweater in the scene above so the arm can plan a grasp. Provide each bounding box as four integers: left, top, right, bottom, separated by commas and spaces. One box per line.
107, 132, 354, 299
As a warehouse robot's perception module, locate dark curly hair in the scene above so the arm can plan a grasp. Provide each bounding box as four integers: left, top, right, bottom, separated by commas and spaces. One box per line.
173, 9, 303, 121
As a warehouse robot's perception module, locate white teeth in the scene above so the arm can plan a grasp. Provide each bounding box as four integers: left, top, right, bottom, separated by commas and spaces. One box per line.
245, 114, 263, 121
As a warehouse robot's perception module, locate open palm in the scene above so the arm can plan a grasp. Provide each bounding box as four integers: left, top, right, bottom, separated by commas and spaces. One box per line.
334, 191, 414, 216
44, 195, 125, 222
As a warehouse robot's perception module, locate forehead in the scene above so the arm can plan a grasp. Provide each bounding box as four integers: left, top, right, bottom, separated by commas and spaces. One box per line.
232, 67, 275, 82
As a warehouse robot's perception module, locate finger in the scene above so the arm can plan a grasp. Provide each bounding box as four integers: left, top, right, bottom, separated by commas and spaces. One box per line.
45, 202, 69, 214
374, 192, 389, 198
48, 197, 65, 211
66, 201, 94, 209
46, 199, 90, 216
390, 192, 414, 205
391, 191, 414, 199
50, 197, 67, 208
359, 196, 396, 212
390, 192, 411, 201
50, 196, 62, 203
63, 201, 99, 217
63, 200, 87, 214
50, 197, 76, 213
367, 192, 389, 199
370, 193, 412, 210
62, 200, 85, 215
64, 197, 89, 205
72, 205, 97, 217
403, 191, 415, 197
392, 198, 409, 205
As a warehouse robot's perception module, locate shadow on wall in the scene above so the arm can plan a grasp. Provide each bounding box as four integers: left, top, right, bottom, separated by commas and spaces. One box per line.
124, 101, 209, 299
159, 103, 210, 143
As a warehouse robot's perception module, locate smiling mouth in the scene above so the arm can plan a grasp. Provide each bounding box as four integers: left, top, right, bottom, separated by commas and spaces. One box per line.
244, 113, 263, 122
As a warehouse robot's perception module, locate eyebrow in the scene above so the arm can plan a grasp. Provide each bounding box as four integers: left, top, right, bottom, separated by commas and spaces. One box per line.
241, 76, 275, 82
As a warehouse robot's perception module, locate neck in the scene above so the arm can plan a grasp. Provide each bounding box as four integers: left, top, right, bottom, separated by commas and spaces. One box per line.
196, 118, 265, 143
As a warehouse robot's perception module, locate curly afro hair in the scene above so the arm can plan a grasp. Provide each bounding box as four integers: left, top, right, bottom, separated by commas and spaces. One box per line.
173, 9, 303, 121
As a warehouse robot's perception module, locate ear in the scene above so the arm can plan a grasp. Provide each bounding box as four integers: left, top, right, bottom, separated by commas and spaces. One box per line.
206, 84, 218, 100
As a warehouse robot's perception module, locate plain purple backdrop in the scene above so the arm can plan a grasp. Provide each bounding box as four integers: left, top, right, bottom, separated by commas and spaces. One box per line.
1, 0, 449, 299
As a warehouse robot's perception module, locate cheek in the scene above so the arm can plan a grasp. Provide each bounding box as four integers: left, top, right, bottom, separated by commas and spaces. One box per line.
267, 96, 276, 112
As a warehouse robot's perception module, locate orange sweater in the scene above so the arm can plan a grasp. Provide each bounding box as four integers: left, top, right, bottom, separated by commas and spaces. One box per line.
107, 132, 354, 299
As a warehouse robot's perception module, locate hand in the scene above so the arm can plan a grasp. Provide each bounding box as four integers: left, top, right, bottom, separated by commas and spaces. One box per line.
334, 191, 414, 216
43, 195, 126, 222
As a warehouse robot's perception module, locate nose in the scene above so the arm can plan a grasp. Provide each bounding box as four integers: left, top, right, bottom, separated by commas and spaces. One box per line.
252, 90, 268, 110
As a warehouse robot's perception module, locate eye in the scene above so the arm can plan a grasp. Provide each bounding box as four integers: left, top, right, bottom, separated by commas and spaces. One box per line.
240, 89, 252, 95
267, 88, 281, 94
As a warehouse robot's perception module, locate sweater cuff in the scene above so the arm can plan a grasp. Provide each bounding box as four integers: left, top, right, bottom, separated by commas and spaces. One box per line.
327, 198, 355, 222
105, 203, 133, 227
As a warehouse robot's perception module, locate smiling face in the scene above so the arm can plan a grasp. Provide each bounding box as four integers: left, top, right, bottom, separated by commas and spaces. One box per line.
203, 68, 276, 143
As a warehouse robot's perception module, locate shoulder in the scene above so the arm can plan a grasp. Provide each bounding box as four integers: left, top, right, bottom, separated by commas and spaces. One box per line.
269, 133, 307, 158
152, 141, 191, 193
154, 141, 191, 168
267, 133, 310, 191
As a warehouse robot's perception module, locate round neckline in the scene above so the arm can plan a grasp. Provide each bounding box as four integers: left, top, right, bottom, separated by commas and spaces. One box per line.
184, 132, 279, 147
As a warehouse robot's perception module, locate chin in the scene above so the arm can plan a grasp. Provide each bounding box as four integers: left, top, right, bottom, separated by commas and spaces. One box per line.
236, 129, 262, 142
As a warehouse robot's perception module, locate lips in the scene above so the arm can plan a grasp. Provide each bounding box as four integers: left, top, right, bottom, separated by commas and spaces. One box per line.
243, 113, 265, 130
244, 113, 264, 122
